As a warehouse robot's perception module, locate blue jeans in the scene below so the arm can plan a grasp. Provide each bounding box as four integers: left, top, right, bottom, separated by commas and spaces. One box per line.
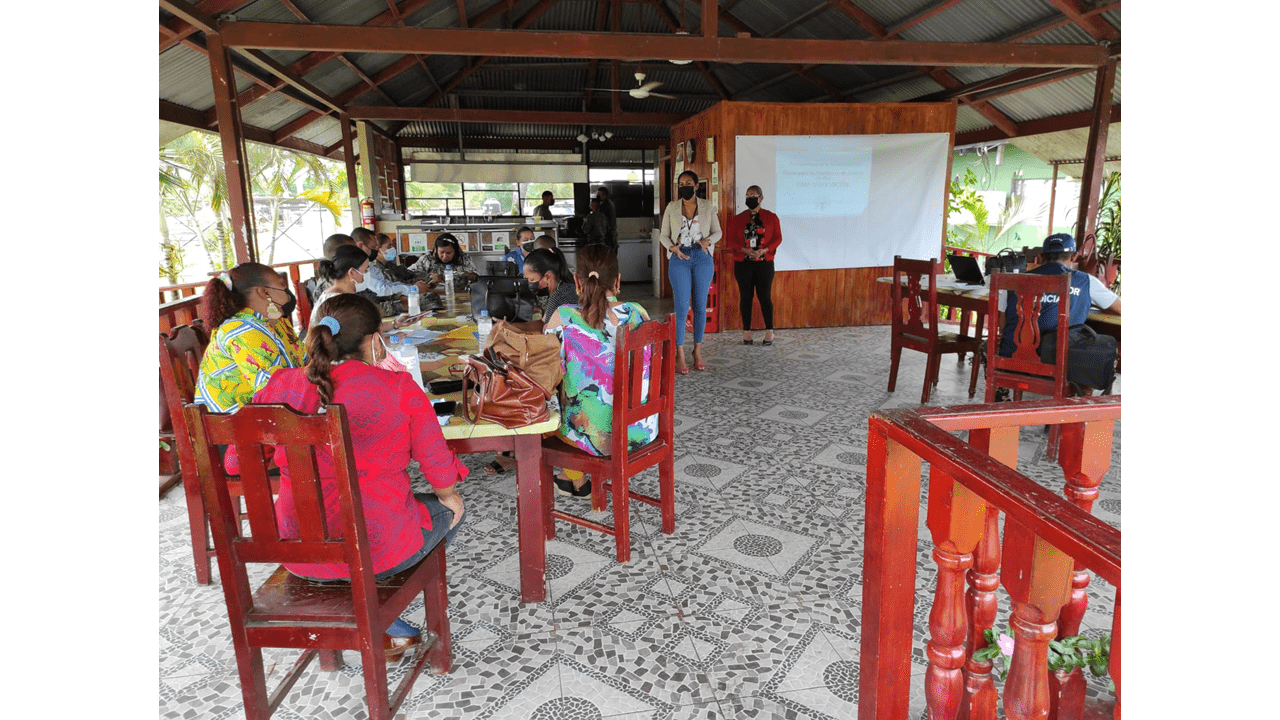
668, 245, 715, 346
293, 492, 465, 583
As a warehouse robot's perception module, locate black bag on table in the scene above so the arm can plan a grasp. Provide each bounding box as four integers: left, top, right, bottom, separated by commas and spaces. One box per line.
486, 260, 520, 277
469, 275, 537, 322
1038, 324, 1118, 394
985, 248, 1028, 275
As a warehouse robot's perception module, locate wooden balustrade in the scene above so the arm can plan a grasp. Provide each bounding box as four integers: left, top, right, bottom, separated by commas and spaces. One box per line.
860, 397, 1121, 720
158, 259, 323, 305
159, 295, 202, 335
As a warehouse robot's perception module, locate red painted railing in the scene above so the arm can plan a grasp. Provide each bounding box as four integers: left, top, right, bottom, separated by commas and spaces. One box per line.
859, 396, 1121, 720
158, 259, 323, 304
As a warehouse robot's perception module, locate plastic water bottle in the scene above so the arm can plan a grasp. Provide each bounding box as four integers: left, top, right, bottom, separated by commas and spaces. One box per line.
396, 338, 425, 389
476, 310, 492, 351
444, 267, 456, 312
407, 286, 420, 315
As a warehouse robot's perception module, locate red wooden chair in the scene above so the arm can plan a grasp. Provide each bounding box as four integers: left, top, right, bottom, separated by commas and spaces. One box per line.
540, 317, 677, 563
184, 403, 452, 720
984, 272, 1084, 459
292, 277, 313, 334
887, 256, 983, 404
160, 325, 219, 584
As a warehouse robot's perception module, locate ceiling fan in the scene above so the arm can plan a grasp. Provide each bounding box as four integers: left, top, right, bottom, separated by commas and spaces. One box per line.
603, 71, 677, 100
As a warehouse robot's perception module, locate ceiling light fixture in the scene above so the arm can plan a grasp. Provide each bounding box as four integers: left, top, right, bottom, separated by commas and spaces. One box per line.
576, 133, 589, 143
670, 1, 692, 65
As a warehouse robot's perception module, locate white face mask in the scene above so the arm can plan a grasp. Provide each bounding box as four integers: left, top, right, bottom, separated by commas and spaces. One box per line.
353, 269, 368, 292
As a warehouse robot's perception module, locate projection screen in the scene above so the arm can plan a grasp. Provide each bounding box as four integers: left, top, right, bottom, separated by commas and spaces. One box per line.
733, 133, 951, 271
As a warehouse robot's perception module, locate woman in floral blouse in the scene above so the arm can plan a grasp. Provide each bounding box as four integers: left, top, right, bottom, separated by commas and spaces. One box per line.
195, 263, 306, 413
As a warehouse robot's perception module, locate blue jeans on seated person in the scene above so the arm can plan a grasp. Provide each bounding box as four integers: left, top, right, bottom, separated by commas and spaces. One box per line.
293, 492, 465, 584
669, 245, 715, 346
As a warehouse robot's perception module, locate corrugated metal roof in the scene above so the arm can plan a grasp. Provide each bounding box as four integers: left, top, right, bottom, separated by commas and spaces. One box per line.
856, 74, 945, 103
1020, 24, 1097, 45
348, 52, 408, 79
290, 0, 387, 27
308, 61, 361, 98
231, 0, 303, 25
242, 93, 311, 132
987, 68, 1118, 124
294, 115, 342, 146
160, 44, 256, 111
900, 0, 1045, 43
955, 104, 992, 134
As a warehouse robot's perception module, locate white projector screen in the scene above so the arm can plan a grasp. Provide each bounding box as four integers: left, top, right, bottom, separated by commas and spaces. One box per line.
734, 133, 950, 271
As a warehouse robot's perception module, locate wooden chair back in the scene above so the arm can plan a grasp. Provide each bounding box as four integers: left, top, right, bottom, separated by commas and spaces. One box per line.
985, 272, 1071, 401
1021, 245, 1045, 269
293, 278, 313, 334
610, 317, 677, 460
185, 403, 374, 582
890, 256, 941, 345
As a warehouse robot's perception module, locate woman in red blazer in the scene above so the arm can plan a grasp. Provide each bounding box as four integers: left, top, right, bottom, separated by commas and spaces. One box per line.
726, 185, 783, 345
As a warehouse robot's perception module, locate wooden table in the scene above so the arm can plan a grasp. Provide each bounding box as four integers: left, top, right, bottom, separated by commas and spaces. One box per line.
390, 295, 558, 603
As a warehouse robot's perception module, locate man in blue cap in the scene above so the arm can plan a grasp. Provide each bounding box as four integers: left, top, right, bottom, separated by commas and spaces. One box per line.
997, 233, 1120, 395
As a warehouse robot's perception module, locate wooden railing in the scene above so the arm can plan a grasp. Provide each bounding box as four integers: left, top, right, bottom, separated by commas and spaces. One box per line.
158, 258, 324, 304
859, 396, 1120, 720
159, 295, 202, 335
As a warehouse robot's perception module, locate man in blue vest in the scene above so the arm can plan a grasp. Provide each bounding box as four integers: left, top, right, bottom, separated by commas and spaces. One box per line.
998, 233, 1121, 395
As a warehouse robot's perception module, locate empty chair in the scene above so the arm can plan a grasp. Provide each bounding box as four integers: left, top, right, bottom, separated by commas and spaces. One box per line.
886, 256, 983, 404
185, 402, 452, 720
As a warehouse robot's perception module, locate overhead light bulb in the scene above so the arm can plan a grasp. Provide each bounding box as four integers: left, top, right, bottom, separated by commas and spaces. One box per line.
604, 131, 613, 139
670, 30, 692, 64
576, 134, 589, 143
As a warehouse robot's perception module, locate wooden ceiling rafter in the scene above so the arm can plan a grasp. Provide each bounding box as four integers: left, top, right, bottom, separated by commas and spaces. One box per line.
649, 0, 730, 100
345, 106, 688, 126
159, 0, 246, 53
1044, 0, 1120, 42
718, 7, 870, 101
582, 0, 613, 105
161, 98, 338, 159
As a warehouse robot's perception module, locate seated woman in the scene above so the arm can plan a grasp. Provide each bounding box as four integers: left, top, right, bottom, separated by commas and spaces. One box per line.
232, 293, 468, 654
408, 234, 479, 288
509, 247, 579, 332
312, 244, 372, 327
195, 262, 306, 413
542, 244, 658, 496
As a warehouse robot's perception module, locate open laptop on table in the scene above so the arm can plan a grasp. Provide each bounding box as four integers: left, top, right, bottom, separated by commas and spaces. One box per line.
947, 253, 986, 286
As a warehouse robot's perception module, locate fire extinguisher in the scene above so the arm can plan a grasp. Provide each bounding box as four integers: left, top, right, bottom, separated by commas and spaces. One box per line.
360, 198, 376, 230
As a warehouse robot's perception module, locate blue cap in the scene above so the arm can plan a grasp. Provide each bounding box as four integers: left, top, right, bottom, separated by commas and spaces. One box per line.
1042, 233, 1076, 253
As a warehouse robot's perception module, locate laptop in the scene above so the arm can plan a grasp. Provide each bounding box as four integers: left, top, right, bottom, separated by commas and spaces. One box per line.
948, 253, 986, 286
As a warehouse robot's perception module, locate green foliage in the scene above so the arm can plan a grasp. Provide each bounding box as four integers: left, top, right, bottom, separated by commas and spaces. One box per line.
1095, 171, 1120, 261
947, 169, 988, 246
972, 627, 1113, 692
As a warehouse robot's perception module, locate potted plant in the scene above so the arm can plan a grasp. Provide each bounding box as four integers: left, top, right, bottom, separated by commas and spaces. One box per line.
1093, 171, 1121, 292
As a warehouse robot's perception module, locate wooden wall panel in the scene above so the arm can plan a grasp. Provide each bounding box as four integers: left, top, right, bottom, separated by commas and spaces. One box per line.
670, 101, 956, 330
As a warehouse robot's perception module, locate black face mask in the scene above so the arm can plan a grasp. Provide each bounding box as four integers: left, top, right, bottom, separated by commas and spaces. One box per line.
745, 196, 760, 209
678, 186, 696, 201
368, 248, 379, 261
281, 289, 297, 318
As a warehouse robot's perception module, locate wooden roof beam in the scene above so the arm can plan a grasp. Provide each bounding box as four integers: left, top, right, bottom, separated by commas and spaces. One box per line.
647, 0, 729, 100
884, 0, 963, 39
159, 0, 247, 53
1044, 0, 1120, 42
346, 106, 690, 126
217, 22, 1110, 67
954, 103, 1119, 145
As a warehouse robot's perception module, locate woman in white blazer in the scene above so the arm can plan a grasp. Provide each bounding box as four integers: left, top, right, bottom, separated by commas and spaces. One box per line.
659, 170, 723, 373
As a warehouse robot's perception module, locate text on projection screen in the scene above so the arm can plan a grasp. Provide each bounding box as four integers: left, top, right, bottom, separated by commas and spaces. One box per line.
733, 134, 950, 271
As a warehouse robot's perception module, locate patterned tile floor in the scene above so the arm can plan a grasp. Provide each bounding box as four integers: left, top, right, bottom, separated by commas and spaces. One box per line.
160, 292, 1121, 719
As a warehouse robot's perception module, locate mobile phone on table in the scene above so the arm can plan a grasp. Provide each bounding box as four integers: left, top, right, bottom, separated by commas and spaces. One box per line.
428, 379, 464, 395
432, 401, 457, 416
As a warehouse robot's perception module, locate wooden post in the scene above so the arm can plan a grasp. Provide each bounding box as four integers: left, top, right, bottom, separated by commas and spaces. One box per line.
858, 422, 922, 719
356, 121, 381, 215
206, 32, 257, 265
340, 113, 360, 229
1073, 59, 1117, 275
1047, 162, 1059, 235
1110, 590, 1121, 719
394, 139, 408, 217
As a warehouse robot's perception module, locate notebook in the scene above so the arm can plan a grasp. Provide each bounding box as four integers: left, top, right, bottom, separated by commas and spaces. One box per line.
948, 253, 986, 286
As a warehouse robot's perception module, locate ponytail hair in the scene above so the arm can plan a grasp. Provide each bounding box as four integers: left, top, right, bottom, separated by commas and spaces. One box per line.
575, 244, 620, 329
317, 244, 368, 282
524, 247, 571, 283
304, 294, 381, 406
199, 262, 276, 330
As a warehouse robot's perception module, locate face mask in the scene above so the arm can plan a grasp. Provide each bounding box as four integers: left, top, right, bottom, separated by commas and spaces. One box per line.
678, 186, 695, 201
354, 270, 368, 293
745, 196, 760, 209
383, 247, 397, 262
374, 334, 408, 372
281, 289, 297, 318
368, 247, 379, 261
547, 199, 554, 206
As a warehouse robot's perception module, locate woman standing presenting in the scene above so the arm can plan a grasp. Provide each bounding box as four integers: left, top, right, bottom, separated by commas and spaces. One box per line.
659, 170, 722, 373
726, 185, 783, 345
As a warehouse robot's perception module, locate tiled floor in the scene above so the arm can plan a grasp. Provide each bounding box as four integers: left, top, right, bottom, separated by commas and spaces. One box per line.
160, 292, 1120, 719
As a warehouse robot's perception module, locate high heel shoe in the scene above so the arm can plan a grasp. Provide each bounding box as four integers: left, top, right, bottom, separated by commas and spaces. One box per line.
742, 339, 754, 345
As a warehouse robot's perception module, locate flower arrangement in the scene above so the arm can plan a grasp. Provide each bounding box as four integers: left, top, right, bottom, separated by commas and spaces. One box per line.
971, 628, 1113, 691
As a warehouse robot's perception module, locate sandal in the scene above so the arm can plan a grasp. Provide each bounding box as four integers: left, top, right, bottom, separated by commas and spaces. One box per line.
483, 456, 514, 475
742, 339, 754, 345
554, 475, 593, 497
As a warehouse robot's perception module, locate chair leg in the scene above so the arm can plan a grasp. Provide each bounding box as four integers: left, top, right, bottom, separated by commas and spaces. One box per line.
1046, 424, 1062, 463
359, 639, 392, 720
234, 648, 271, 720
541, 461, 556, 541
591, 474, 608, 513
920, 353, 937, 404
318, 650, 343, 671
182, 472, 213, 585
612, 472, 632, 564
423, 546, 452, 674
659, 454, 676, 535
887, 344, 902, 392
968, 349, 981, 399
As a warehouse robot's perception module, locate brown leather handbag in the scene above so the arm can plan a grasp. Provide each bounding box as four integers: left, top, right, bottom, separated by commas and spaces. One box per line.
484, 323, 563, 397
462, 348, 551, 429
